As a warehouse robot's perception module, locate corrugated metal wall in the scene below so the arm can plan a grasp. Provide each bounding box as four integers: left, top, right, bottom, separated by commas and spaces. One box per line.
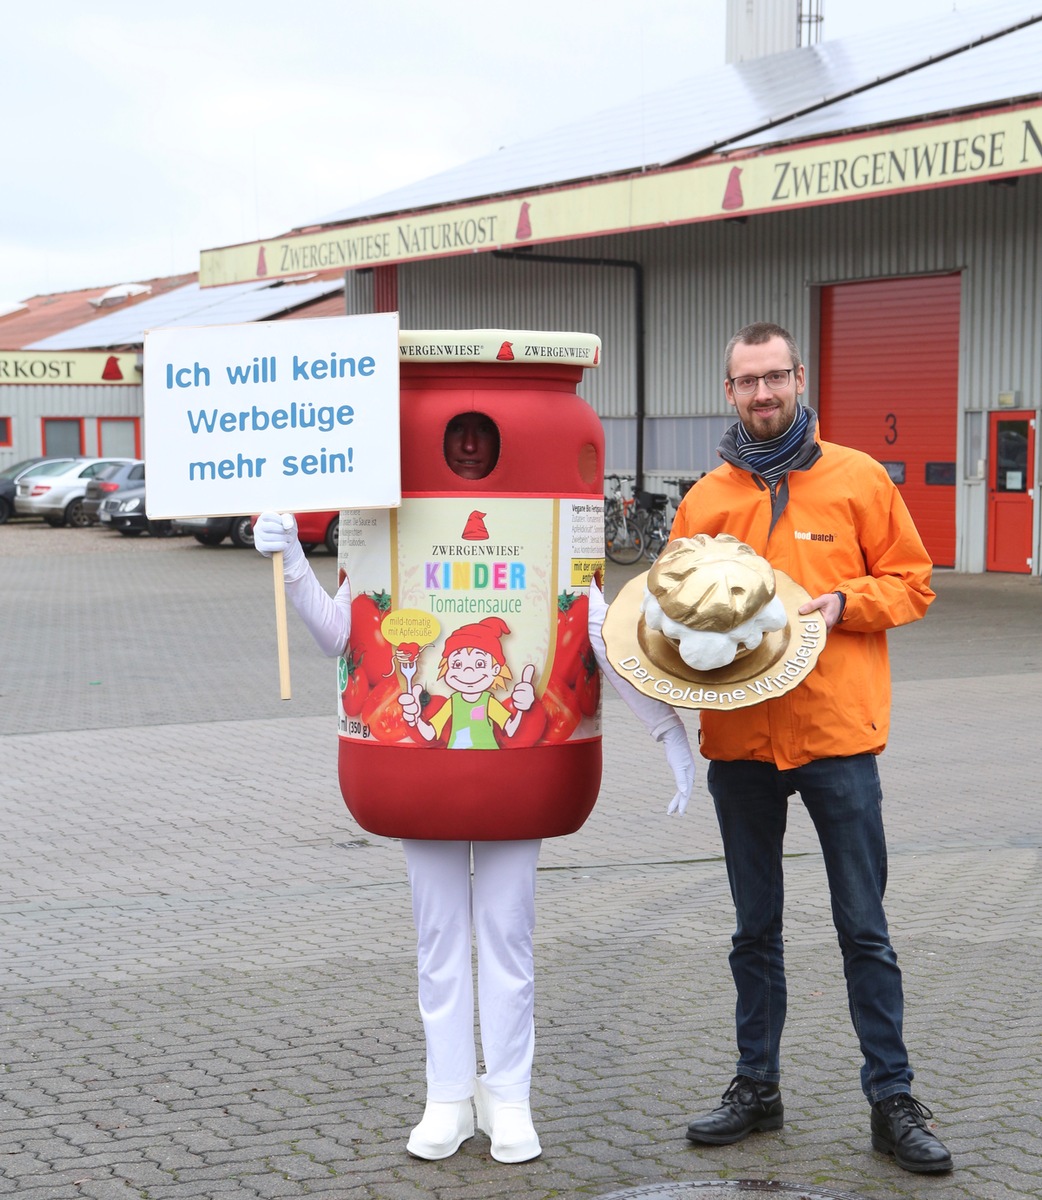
396, 251, 636, 421
393, 174, 1041, 488
1, 384, 142, 461
344, 270, 374, 317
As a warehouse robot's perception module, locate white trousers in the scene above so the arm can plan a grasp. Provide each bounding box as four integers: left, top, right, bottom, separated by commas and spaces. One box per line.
402, 838, 541, 1104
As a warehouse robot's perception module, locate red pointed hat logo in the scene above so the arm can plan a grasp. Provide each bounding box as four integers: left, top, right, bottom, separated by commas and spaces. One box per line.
722, 166, 745, 211
257, 245, 268, 276
593, 346, 600, 365
461, 510, 489, 540
101, 355, 123, 381
496, 340, 514, 361
516, 201, 532, 240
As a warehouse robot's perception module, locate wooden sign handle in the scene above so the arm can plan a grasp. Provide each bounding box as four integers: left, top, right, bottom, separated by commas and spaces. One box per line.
272, 550, 292, 700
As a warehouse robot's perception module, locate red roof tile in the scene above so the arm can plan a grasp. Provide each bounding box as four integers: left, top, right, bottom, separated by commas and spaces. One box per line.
0, 273, 197, 349
272, 290, 347, 321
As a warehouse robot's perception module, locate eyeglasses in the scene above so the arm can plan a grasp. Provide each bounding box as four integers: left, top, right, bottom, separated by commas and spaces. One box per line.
727, 368, 795, 395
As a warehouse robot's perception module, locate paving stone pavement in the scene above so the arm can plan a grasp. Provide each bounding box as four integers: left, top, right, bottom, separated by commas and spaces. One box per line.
2, 521, 1041, 1200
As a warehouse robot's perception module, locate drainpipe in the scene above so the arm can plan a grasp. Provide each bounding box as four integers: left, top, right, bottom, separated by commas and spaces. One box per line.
492, 250, 646, 491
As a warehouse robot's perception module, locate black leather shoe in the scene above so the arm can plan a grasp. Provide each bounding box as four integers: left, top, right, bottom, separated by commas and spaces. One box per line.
871, 1093, 953, 1174
685, 1075, 784, 1145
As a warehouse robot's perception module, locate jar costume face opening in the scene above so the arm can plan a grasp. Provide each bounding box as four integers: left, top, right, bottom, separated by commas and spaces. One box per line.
444, 411, 501, 479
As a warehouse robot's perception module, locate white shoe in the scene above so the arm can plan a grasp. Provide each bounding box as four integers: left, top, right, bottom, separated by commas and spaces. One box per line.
406, 1098, 474, 1160
474, 1076, 542, 1163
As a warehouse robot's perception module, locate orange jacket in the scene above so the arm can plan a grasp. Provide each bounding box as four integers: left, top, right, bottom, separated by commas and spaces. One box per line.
670, 436, 934, 768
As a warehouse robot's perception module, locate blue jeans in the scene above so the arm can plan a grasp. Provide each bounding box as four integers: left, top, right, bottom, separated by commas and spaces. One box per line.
707, 754, 912, 1102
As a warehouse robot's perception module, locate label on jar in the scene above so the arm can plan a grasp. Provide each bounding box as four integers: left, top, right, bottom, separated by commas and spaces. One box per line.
336, 497, 604, 748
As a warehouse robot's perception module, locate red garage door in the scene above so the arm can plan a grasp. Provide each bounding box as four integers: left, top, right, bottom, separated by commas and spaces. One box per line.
818, 274, 960, 567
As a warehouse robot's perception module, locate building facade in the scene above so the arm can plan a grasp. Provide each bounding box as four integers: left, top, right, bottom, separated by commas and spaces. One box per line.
196, 6, 1042, 574
341, 172, 1040, 574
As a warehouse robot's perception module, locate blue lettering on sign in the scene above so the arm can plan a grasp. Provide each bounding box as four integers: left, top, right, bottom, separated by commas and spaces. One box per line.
166, 362, 210, 389
184, 403, 354, 434
188, 454, 267, 480
292, 354, 375, 380
226, 356, 277, 384
281, 447, 353, 476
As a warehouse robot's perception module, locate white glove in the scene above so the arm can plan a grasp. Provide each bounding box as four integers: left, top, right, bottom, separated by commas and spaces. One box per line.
254, 511, 307, 582
588, 578, 698, 814
255, 510, 351, 657
660, 722, 697, 815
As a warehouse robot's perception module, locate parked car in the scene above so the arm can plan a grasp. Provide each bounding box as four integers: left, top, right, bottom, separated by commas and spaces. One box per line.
14, 457, 135, 527
293, 510, 340, 554
2, 455, 53, 479
98, 484, 180, 538
83, 460, 146, 523
179, 513, 256, 548
249, 510, 340, 554
0, 477, 14, 524
0, 457, 72, 524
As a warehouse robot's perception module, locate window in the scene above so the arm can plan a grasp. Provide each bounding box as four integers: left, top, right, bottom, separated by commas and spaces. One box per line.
98, 416, 139, 457
0, 416, 10, 447
42, 417, 83, 456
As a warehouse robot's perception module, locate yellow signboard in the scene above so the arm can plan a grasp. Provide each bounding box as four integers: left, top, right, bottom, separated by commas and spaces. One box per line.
0, 350, 140, 386
200, 102, 1042, 289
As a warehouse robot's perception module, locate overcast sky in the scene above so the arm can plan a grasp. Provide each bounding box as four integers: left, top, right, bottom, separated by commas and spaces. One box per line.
4, 0, 977, 306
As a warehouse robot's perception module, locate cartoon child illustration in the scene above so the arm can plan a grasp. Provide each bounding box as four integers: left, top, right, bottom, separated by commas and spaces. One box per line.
399, 617, 535, 748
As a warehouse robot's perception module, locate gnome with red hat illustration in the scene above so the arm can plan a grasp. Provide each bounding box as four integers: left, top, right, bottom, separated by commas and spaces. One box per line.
400, 618, 535, 748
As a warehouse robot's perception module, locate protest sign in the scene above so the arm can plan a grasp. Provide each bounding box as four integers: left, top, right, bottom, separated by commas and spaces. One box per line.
143, 312, 400, 518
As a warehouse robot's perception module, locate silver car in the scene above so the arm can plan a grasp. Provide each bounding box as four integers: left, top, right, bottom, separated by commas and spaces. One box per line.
15, 457, 135, 527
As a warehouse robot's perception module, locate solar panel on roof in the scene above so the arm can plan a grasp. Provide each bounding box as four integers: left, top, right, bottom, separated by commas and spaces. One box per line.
26, 278, 344, 351
304, 0, 1042, 229
719, 19, 1042, 151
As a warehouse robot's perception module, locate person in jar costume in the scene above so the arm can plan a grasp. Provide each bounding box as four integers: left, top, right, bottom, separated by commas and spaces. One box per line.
254, 410, 695, 1164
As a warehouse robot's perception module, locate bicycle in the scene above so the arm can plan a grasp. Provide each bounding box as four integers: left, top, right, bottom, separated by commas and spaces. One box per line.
635, 477, 700, 562
634, 488, 671, 561
603, 474, 645, 564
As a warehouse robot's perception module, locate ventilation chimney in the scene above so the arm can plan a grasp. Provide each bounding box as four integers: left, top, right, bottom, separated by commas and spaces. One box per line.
726, 0, 823, 63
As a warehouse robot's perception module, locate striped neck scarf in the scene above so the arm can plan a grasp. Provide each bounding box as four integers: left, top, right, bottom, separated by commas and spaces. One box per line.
734, 405, 810, 486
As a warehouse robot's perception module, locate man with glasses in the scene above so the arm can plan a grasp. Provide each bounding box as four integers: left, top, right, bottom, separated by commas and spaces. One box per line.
671, 322, 952, 1174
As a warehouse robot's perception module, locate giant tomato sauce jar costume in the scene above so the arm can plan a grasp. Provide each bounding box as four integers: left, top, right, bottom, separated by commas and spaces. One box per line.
337, 330, 604, 840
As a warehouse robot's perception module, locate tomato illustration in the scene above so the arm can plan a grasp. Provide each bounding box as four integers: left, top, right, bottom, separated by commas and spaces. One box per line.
575, 648, 600, 717
541, 677, 582, 744
551, 592, 590, 687
495, 694, 548, 749
351, 590, 394, 686
340, 648, 368, 717
361, 676, 410, 744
